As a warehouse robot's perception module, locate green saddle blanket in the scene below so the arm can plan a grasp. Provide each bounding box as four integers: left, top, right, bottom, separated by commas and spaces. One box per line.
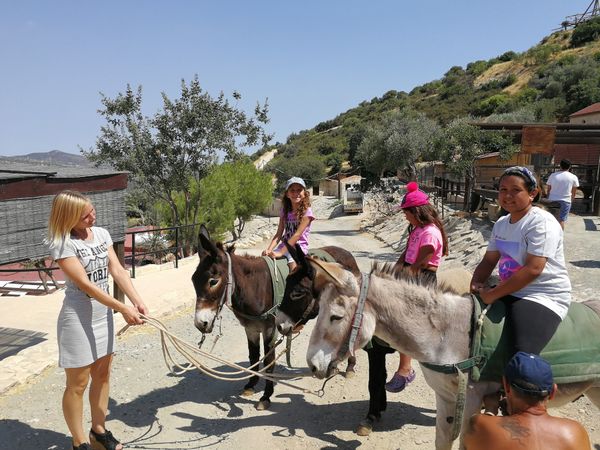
472, 298, 600, 384
261, 248, 336, 317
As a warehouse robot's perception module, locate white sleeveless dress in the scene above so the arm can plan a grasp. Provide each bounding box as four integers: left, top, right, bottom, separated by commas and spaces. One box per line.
49, 227, 115, 368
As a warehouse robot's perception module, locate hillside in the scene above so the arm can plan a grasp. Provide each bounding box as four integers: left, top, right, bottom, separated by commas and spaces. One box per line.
262, 20, 600, 177
1, 150, 94, 167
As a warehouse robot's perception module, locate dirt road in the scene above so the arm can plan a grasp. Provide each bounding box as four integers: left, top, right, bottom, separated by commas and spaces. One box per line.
0, 212, 597, 450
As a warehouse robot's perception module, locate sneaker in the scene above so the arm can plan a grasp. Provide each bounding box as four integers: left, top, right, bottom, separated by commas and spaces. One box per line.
385, 369, 416, 393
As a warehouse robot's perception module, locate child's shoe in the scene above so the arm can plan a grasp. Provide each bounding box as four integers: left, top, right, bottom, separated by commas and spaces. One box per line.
385, 369, 416, 393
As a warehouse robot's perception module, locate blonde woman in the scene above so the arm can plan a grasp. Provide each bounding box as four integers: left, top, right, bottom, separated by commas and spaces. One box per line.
47, 190, 148, 450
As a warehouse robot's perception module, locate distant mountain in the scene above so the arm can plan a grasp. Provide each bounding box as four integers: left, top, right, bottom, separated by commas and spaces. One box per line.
2, 150, 94, 167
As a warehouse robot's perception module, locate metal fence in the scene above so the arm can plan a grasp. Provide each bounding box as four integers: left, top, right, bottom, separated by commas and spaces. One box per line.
0, 223, 202, 294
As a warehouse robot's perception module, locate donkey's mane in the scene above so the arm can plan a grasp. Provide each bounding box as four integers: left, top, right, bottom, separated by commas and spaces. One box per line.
214, 242, 263, 261
370, 262, 460, 295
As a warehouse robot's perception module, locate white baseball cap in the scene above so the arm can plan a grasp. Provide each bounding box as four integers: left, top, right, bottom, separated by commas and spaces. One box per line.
285, 177, 306, 190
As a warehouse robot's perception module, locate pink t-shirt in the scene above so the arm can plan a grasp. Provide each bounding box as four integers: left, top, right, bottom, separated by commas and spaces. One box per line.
280, 207, 315, 254
404, 223, 443, 267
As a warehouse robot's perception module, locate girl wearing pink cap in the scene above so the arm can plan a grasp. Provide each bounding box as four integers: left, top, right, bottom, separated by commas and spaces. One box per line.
262, 177, 315, 271
386, 181, 449, 393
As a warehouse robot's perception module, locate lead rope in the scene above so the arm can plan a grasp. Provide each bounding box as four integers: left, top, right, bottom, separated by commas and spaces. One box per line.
119, 314, 329, 397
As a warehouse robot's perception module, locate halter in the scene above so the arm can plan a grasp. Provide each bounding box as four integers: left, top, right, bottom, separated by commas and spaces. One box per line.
216, 251, 235, 316
335, 272, 370, 361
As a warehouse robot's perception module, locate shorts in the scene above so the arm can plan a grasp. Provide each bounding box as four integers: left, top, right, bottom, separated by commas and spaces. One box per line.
274, 243, 294, 263
402, 262, 437, 287
555, 200, 572, 222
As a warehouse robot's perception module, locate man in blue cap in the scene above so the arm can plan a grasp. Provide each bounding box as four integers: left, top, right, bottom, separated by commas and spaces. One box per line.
464, 351, 591, 449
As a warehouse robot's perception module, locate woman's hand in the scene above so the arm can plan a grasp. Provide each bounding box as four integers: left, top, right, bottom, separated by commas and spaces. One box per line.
120, 304, 144, 325
135, 302, 149, 316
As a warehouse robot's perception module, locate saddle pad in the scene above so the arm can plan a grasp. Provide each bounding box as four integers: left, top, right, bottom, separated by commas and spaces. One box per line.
472, 298, 600, 384
261, 248, 335, 311
262, 256, 290, 310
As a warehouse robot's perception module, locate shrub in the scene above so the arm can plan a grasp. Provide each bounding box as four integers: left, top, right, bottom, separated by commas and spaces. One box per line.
497, 51, 518, 62
571, 16, 600, 47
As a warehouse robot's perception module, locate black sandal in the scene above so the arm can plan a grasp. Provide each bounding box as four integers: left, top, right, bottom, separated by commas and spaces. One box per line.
73, 443, 92, 450
89, 429, 121, 450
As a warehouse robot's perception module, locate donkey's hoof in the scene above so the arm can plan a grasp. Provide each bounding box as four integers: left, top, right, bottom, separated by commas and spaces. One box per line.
241, 388, 255, 397
356, 421, 372, 436
345, 369, 356, 379
255, 399, 271, 410
356, 414, 378, 436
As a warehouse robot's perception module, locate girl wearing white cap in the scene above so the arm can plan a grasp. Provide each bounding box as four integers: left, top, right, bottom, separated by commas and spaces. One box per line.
262, 177, 315, 270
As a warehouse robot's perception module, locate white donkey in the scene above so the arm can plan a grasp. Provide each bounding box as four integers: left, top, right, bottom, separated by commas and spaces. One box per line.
304, 258, 600, 450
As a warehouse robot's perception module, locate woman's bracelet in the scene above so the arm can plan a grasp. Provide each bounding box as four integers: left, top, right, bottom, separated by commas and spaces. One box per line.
483, 411, 496, 416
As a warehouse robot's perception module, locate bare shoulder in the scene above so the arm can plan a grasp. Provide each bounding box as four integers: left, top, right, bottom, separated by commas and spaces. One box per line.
464, 414, 495, 449
548, 416, 592, 449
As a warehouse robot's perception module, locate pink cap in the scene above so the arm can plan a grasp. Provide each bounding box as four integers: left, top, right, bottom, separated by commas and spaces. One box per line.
398, 182, 429, 209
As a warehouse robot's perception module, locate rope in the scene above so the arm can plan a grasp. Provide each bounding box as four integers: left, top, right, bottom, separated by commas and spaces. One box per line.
118, 314, 328, 396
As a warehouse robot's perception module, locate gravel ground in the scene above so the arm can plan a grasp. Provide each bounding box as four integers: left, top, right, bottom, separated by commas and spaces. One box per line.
0, 195, 598, 450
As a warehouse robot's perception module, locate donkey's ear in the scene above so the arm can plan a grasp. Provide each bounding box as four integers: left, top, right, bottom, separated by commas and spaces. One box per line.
199, 224, 211, 241
307, 258, 347, 292
199, 231, 219, 259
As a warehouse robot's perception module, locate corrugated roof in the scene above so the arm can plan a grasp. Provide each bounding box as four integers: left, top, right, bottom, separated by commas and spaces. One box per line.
570, 102, 600, 117
0, 160, 127, 182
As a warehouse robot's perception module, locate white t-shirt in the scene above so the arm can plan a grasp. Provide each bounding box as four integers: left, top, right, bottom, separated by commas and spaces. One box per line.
49, 226, 112, 301
547, 170, 579, 203
487, 207, 571, 319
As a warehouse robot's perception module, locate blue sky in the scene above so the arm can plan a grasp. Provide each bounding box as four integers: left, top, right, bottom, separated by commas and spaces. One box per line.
0, 1, 588, 156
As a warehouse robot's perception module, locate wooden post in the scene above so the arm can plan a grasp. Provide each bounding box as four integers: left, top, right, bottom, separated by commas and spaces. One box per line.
113, 241, 125, 303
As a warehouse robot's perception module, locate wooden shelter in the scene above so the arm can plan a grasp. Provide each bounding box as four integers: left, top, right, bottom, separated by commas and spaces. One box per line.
0, 160, 129, 266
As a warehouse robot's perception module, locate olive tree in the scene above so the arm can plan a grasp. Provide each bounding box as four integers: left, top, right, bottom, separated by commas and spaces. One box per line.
355, 109, 442, 179
85, 76, 271, 251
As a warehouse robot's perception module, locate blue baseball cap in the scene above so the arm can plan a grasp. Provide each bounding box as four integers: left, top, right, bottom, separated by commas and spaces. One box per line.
505, 351, 553, 396
285, 177, 306, 190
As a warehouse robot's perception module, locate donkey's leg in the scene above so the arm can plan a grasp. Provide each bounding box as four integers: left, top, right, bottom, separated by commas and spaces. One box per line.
242, 328, 261, 397
345, 355, 357, 378
256, 323, 277, 410
420, 366, 459, 450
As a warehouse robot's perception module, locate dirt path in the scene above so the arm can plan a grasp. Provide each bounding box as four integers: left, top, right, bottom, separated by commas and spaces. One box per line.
0, 211, 598, 450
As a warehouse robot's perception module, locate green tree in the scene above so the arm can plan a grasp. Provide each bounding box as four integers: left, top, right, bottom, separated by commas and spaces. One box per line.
355, 109, 442, 179
199, 161, 273, 240
85, 76, 270, 249
266, 155, 326, 192
441, 117, 518, 209
571, 16, 600, 47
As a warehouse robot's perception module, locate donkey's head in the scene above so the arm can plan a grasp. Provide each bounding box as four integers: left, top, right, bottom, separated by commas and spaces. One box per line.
276, 243, 319, 335
192, 225, 232, 333
305, 259, 370, 379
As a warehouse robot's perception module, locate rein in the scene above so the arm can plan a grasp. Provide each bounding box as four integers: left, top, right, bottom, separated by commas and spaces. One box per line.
336, 272, 370, 361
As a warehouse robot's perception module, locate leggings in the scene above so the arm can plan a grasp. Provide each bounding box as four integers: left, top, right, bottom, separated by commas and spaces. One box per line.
501, 295, 562, 355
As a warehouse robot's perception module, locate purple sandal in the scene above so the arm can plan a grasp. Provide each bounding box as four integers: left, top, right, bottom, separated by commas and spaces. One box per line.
385, 369, 416, 393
